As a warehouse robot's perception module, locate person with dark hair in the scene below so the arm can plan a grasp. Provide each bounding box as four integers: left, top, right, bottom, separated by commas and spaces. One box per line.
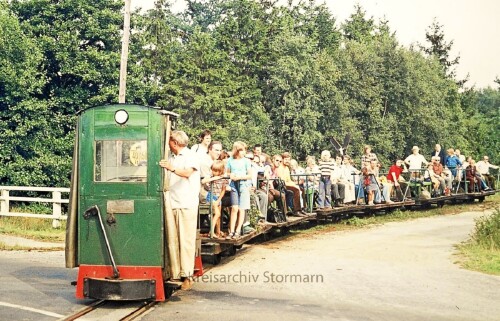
276, 152, 307, 217
361, 145, 379, 168
199, 141, 223, 202
387, 159, 408, 201
253, 144, 270, 166
191, 129, 212, 155
432, 144, 447, 166
465, 159, 486, 193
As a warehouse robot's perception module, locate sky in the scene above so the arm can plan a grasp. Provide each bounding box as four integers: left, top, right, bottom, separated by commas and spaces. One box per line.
134, 0, 500, 89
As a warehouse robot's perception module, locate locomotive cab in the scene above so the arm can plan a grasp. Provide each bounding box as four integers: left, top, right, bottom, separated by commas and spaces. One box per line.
66, 104, 178, 301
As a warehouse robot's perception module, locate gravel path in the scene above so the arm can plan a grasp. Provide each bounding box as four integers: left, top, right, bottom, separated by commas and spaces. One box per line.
144, 210, 500, 321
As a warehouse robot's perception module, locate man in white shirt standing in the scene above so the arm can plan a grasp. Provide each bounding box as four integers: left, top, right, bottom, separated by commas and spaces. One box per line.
405, 146, 428, 178
160, 130, 200, 291
476, 155, 498, 189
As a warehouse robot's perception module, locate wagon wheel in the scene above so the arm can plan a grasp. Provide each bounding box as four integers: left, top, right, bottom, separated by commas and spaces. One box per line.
280, 226, 290, 236
227, 246, 237, 256
164, 283, 176, 299
211, 254, 221, 265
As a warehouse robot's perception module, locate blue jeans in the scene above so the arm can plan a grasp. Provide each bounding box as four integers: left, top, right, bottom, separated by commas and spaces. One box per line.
318, 176, 332, 207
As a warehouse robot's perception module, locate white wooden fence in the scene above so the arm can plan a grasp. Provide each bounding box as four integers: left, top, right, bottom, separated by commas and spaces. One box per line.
0, 186, 70, 228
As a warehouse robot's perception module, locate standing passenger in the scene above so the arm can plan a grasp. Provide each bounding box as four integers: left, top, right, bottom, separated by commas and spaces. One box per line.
191, 129, 211, 155
317, 150, 335, 210
405, 146, 428, 178
159, 130, 200, 291
199, 141, 223, 202
226, 142, 252, 239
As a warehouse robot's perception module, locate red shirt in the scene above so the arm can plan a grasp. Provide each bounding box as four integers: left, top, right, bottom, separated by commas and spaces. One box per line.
432, 163, 444, 175
387, 165, 403, 182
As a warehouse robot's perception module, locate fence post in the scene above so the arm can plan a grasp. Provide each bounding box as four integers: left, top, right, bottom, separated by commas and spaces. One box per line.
0, 189, 9, 215
52, 191, 62, 228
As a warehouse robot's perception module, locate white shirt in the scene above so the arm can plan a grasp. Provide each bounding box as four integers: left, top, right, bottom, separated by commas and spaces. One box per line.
169, 147, 200, 209
405, 154, 428, 170
190, 144, 208, 155
476, 161, 499, 175
199, 153, 214, 179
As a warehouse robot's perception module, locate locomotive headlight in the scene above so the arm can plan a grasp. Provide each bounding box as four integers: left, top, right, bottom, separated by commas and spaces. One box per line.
115, 109, 129, 125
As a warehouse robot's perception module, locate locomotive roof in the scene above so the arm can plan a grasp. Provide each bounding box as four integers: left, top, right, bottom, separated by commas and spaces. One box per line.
76, 104, 179, 118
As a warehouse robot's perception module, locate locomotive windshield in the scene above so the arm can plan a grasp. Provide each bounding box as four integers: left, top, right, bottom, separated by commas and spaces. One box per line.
94, 140, 147, 182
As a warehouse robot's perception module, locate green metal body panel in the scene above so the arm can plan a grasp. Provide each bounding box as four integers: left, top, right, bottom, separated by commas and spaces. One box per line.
77, 104, 165, 267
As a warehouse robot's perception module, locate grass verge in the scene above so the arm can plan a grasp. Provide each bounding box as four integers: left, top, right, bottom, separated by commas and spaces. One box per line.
0, 241, 64, 251
455, 207, 500, 275
0, 216, 66, 243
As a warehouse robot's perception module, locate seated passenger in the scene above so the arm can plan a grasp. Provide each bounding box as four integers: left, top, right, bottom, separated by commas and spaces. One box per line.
431, 156, 451, 194
369, 160, 388, 203
387, 159, 409, 201
201, 161, 230, 239
277, 152, 307, 217
249, 153, 269, 221
465, 159, 486, 193
343, 157, 363, 204
476, 155, 498, 189
290, 159, 307, 207
362, 167, 380, 205
425, 163, 441, 196
268, 155, 289, 216
304, 156, 320, 209
330, 157, 346, 207
338, 155, 356, 204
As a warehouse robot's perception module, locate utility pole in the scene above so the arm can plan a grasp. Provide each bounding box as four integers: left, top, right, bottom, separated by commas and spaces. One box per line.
118, 0, 131, 103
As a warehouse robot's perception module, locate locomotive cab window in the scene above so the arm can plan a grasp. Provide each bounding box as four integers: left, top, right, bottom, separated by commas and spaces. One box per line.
95, 140, 148, 182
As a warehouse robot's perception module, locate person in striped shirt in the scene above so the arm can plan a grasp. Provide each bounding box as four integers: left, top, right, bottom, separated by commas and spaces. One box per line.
317, 150, 336, 209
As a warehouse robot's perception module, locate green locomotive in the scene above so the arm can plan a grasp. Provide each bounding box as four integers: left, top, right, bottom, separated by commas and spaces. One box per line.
66, 104, 184, 301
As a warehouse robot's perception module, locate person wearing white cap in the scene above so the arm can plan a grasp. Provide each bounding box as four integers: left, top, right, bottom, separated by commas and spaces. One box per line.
404, 146, 428, 177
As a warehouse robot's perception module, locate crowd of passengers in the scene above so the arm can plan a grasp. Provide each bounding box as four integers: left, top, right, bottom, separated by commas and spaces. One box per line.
193, 130, 498, 240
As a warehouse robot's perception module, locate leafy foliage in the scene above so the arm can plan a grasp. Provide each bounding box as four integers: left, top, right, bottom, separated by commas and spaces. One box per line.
0, 0, 497, 187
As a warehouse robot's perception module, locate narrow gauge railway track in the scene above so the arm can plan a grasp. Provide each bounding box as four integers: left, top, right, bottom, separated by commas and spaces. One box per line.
59, 264, 217, 321
58, 299, 157, 321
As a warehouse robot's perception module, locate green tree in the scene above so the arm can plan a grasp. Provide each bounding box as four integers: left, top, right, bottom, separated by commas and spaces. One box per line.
11, 0, 124, 116
0, 3, 70, 186
419, 19, 467, 86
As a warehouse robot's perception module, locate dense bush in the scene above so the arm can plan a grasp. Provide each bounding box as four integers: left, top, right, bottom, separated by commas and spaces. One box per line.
472, 209, 500, 250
